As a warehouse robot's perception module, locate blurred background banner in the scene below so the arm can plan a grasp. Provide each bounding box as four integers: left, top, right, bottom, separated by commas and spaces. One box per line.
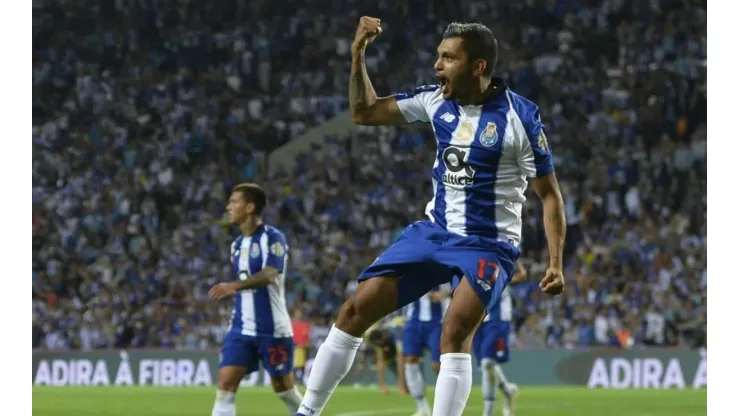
32, 347, 705, 389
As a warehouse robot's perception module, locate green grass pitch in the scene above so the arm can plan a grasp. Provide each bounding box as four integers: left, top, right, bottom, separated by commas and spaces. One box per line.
32, 386, 706, 415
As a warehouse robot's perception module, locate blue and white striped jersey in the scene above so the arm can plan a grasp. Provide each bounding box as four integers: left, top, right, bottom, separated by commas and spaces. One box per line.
394, 79, 554, 245
228, 224, 293, 338
405, 284, 452, 324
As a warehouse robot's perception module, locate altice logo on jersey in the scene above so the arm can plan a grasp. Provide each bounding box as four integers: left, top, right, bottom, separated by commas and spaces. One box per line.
442, 146, 475, 186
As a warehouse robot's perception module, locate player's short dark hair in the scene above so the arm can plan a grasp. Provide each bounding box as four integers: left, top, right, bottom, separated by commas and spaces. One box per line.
443, 22, 498, 77
233, 183, 267, 216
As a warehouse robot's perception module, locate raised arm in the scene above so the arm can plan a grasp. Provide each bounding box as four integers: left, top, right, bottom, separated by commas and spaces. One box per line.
350, 17, 405, 125
350, 17, 436, 126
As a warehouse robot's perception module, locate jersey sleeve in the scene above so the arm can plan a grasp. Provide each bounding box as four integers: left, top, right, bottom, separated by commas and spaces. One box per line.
515, 102, 555, 178
393, 85, 440, 123
264, 232, 288, 272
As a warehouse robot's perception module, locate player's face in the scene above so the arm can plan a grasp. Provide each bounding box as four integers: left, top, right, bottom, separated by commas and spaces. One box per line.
435, 37, 476, 100
226, 192, 253, 224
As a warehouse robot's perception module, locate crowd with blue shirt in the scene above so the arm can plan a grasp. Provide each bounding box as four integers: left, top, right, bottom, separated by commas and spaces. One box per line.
33, 0, 705, 352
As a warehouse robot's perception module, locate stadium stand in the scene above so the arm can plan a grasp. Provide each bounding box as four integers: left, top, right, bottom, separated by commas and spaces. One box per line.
33, 0, 706, 352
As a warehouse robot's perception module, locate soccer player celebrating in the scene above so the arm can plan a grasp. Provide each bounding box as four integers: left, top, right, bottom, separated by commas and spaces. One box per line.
402, 285, 451, 416
472, 261, 528, 416
297, 18, 565, 416
209, 183, 303, 416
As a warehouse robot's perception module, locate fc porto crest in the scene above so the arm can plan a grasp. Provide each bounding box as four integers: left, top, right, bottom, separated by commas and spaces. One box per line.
479, 122, 498, 147
250, 243, 261, 259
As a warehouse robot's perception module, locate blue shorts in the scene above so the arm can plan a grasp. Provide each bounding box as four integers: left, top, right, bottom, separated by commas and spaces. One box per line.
472, 321, 512, 364
219, 332, 294, 377
402, 320, 442, 362
359, 220, 520, 315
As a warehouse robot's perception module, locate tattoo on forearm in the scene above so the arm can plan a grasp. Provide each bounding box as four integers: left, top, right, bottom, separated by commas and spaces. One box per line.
547, 212, 563, 223
349, 71, 366, 113
544, 200, 566, 268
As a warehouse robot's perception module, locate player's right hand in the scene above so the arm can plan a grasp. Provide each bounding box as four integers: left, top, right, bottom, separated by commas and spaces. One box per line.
352, 16, 382, 52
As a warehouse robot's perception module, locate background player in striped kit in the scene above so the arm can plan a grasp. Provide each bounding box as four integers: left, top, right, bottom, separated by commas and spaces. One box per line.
472, 261, 528, 416
402, 285, 451, 416
208, 183, 303, 416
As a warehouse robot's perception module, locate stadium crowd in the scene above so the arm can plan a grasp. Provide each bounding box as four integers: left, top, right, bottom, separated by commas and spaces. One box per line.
33, 0, 706, 352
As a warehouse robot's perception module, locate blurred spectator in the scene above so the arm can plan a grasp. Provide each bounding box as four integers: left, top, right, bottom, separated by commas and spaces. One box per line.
292, 309, 311, 383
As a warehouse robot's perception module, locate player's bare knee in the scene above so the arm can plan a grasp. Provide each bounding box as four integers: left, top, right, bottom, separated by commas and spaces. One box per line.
440, 320, 471, 353
270, 374, 293, 393
336, 276, 398, 336
217, 374, 240, 392
217, 367, 244, 392
335, 298, 358, 332
440, 312, 481, 353
334, 297, 374, 337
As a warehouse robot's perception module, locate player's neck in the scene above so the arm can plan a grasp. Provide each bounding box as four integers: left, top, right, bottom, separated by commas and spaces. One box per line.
239, 218, 263, 236
457, 77, 493, 106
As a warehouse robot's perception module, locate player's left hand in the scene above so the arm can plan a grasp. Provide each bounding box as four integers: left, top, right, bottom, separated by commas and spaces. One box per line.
209, 282, 239, 301
539, 267, 564, 295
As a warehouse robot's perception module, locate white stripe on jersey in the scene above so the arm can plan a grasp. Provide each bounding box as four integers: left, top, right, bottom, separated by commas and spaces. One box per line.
260, 232, 292, 337
237, 237, 256, 335
444, 107, 481, 235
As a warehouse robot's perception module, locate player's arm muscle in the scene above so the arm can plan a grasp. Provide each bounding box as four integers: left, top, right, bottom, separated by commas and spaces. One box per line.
234, 266, 280, 291
349, 49, 406, 125
531, 173, 566, 269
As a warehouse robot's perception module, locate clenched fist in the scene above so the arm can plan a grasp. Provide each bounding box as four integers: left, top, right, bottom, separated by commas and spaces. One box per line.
539, 267, 565, 296
352, 16, 382, 53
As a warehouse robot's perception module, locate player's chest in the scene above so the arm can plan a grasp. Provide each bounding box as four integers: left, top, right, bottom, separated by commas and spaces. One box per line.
431, 104, 514, 167
231, 238, 264, 278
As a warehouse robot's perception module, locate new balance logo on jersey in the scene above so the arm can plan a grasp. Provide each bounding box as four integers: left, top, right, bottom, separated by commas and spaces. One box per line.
442, 146, 475, 187
439, 112, 456, 123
